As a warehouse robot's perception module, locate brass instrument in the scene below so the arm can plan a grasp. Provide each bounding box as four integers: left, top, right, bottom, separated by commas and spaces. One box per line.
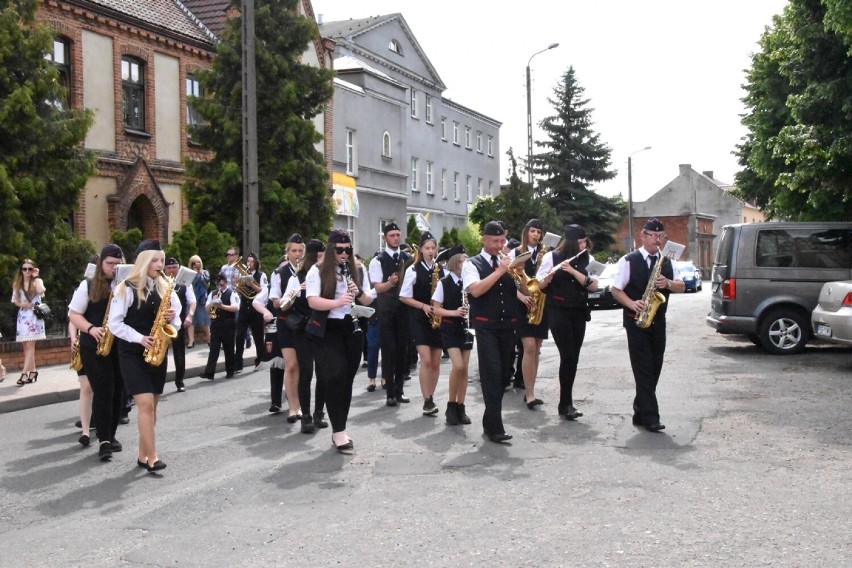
505, 251, 548, 326
70, 331, 83, 371
429, 260, 442, 329
208, 289, 221, 320
231, 256, 262, 300
96, 292, 115, 356
635, 246, 667, 329
143, 271, 178, 366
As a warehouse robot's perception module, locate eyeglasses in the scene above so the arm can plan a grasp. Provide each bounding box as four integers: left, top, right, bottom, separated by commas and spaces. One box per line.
334, 247, 353, 255
642, 231, 667, 240
21, 267, 34, 272
103, 261, 121, 267
226, 252, 237, 257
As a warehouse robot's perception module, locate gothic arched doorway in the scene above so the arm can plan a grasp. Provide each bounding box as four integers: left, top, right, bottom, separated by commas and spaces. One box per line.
127, 194, 160, 240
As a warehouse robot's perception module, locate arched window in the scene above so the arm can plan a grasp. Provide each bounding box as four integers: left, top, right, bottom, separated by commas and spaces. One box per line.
382, 131, 392, 158
388, 39, 402, 54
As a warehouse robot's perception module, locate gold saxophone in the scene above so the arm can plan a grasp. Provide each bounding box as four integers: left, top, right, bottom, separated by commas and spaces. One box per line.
429, 261, 442, 329
96, 292, 114, 356
70, 331, 83, 371
505, 251, 547, 325
635, 246, 667, 329
143, 271, 178, 366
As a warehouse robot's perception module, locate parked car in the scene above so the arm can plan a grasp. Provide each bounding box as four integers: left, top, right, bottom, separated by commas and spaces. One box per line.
706, 222, 852, 354
588, 263, 620, 309
811, 280, 852, 347
677, 261, 702, 292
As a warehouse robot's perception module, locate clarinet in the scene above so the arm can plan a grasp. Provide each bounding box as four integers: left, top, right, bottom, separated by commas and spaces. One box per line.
340, 263, 362, 335
461, 288, 474, 349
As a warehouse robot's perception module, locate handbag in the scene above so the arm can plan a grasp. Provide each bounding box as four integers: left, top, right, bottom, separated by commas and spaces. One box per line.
33, 302, 52, 320
284, 309, 308, 331
305, 310, 329, 339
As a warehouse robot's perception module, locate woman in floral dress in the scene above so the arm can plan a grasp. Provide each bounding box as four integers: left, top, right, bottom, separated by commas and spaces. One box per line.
11, 258, 46, 385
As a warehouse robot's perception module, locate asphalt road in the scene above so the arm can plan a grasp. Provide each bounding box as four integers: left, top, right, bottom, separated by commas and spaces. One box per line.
0, 290, 849, 567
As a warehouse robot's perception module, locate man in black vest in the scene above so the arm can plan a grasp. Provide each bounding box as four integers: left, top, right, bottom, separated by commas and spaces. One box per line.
368, 222, 412, 406
611, 218, 684, 432
165, 257, 196, 392
462, 220, 520, 443
200, 273, 239, 380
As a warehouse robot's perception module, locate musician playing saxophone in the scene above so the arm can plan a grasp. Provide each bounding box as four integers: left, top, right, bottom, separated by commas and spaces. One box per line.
610, 218, 684, 433
108, 240, 181, 473
398, 232, 445, 416
68, 244, 126, 459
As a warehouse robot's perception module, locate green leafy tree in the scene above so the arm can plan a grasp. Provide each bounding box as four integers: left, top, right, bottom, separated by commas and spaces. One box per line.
0, 0, 96, 337
161, 221, 236, 280
184, 0, 336, 245
439, 227, 461, 249
406, 216, 421, 248
469, 148, 561, 239
533, 66, 624, 249
735, 0, 852, 220
110, 228, 143, 263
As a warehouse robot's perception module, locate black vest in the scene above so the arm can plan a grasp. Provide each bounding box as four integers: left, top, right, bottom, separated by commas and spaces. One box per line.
622, 250, 673, 320
467, 255, 518, 330
80, 279, 109, 351
513, 245, 542, 277
212, 288, 236, 323
545, 251, 590, 310
240, 270, 263, 309
280, 271, 311, 320
375, 250, 409, 312
438, 273, 465, 333
175, 284, 189, 320
120, 282, 162, 355
412, 262, 444, 304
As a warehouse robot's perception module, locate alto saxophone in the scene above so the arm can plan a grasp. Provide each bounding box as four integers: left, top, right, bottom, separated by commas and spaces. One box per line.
429, 261, 442, 329
635, 246, 667, 329
70, 330, 83, 371
143, 271, 179, 366
96, 292, 115, 356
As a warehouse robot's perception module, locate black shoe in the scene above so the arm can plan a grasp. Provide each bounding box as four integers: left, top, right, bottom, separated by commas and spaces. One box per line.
445, 402, 459, 426
487, 433, 513, 443
395, 395, 410, 404
225, 373, 234, 379
386, 397, 398, 407
644, 422, 666, 432
199, 373, 214, 380
313, 412, 329, 429
98, 442, 113, 461
403, 375, 411, 382
366, 381, 376, 392
457, 403, 472, 425
300, 415, 316, 434
176, 381, 186, 392
332, 439, 354, 452
78, 434, 90, 447
145, 459, 167, 473
286, 413, 301, 424
524, 397, 544, 410
137, 459, 148, 469
441, 350, 450, 359
269, 405, 282, 414
118, 414, 130, 425
561, 406, 583, 421
422, 396, 438, 416
632, 414, 643, 425
109, 439, 123, 452
75, 420, 82, 429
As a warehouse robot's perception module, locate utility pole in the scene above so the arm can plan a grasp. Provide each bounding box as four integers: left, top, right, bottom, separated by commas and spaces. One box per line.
241, 0, 259, 255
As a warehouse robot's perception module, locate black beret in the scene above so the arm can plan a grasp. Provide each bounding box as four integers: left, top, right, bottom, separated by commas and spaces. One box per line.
165, 257, 178, 266
216, 272, 228, 282
382, 222, 400, 235
247, 252, 258, 261
436, 244, 465, 264
419, 231, 436, 245
525, 219, 543, 230
306, 239, 325, 254
507, 238, 521, 250
563, 224, 587, 240
135, 239, 161, 255
643, 217, 665, 232
483, 221, 505, 236
288, 233, 304, 244
328, 229, 351, 244
100, 244, 123, 259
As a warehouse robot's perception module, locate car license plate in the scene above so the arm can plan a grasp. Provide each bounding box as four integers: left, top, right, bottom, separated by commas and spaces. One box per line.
816, 324, 832, 338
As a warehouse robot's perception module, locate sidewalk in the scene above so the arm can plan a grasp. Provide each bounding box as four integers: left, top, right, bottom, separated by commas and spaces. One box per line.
0, 343, 257, 414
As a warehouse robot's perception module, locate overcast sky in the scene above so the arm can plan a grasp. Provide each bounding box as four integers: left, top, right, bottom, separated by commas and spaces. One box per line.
313, 0, 789, 203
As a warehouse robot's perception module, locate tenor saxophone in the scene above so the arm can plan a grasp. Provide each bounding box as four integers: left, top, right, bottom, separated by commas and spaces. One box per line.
635, 246, 667, 329
96, 292, 115, 356
143, 271, 178, 366
429, 261, 442, 329
70, 331, 83, 371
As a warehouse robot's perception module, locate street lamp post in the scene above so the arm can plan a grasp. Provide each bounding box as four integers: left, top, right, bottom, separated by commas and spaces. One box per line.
627, 146, 652, 251
526, 43, 559, 186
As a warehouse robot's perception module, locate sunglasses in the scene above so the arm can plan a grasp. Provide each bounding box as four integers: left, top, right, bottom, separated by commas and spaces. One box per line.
226, 252, 237, 257
21, 267, 34, 272
642, 231, 667, 240
334, 246, 353, 255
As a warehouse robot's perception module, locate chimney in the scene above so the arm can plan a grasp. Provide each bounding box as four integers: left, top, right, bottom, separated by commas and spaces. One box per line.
702, 171, 714, 179
679, 164, 691, 177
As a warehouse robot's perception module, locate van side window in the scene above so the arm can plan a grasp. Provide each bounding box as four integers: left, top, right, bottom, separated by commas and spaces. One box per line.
756, 229, 852, 269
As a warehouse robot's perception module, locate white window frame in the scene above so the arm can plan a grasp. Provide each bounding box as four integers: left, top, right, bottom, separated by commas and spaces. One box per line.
489, 180, 495, 197
382, 131, 392, 158
453, 172, 460, 201
476, 131, 483, 153
426, 161, 434, 194
464, 127, 472, 149
411, 157, 419, 192
441, 117, 447, 141
478, 177, 483, 197
410, 89, 418, 119
425, 95, 433, 124
346, 128, 356, 175
466, 175, 472, 203
441, 169, 447, 199
452, 122, 459, 145
487, 135, 494, 156
379, 219, 394, 250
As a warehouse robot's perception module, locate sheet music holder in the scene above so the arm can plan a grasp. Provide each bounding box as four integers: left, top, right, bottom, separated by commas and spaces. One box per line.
661, 241, 685, 262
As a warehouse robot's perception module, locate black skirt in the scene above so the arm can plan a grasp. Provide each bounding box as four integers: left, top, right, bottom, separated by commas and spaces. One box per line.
516, 304, 549, 339
409, 309, 442, 347
441, 328, 474, 351
276, 321, 295, 349
117, 340, 166, 395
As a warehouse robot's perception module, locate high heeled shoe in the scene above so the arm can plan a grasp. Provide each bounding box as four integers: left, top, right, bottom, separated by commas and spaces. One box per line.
25, 371, 38, 384
17, 373, 28, 386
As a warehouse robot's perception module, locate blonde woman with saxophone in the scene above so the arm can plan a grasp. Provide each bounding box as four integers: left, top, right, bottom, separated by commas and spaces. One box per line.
536, 224, 598, 421
108, 240, 181, 473
68, 244, 127, 458
610, 218, 684, 433
399, 232, 445, 416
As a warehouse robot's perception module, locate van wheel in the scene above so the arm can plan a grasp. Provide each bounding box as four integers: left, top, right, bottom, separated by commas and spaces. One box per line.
758, 309, 808, 355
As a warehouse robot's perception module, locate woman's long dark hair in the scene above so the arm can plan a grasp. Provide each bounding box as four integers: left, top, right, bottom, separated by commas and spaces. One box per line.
89, 255, 115, 303
297, 251, 319, 278
318, 254, 361, 300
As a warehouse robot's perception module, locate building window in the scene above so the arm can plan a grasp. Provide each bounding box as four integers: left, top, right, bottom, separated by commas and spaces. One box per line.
121, 56, 145, 130
388, 39, 402, 54
466, 175, 472, 203
382, 131, 392, 158
441, 169, 447, 199
45, 37, 71, 108
453, 172, 459, 201
425, 95, 433, 124
411, 157, 419, 192
346, 129, 355, 175
426, 161, 433, 194
476, 131, 483, 153
489, 180, 495, 197
464, 127, 472, 149
410, 89, 418, 118
478, 177, 483, 197
186, 75, 204, 138
452, 122, 459, 145
441, 117, 447, 141
487, 135, 494, 156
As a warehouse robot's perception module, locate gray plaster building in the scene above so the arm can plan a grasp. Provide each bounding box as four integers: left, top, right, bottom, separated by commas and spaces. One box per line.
320, 14, 501, 256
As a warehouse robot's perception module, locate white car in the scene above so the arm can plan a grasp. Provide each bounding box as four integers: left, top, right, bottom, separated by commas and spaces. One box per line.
811, 280, 852, 347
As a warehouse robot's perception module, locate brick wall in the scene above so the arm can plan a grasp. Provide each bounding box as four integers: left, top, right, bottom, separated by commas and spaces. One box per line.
0, 338, 74, 372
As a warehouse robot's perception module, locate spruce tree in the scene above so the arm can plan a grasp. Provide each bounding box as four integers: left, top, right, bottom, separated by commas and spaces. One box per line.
184, 0, 335, 245
533, 66, 623, 249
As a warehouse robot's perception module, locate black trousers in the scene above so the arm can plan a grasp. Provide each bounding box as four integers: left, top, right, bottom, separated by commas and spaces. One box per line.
171, 326, 187, 382
205, 320, 235, 376
378, 305, 409, 398
473, 326, 515, 436
624, 315, 667, 424
81, 346, 123, 444
312, 317, 362, 433
548, 306, 587, 413
295, 328, 325, 415
235, 307, 264, 368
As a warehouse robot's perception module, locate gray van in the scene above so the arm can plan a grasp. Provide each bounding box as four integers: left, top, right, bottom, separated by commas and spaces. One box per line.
706, 222, 852, 354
